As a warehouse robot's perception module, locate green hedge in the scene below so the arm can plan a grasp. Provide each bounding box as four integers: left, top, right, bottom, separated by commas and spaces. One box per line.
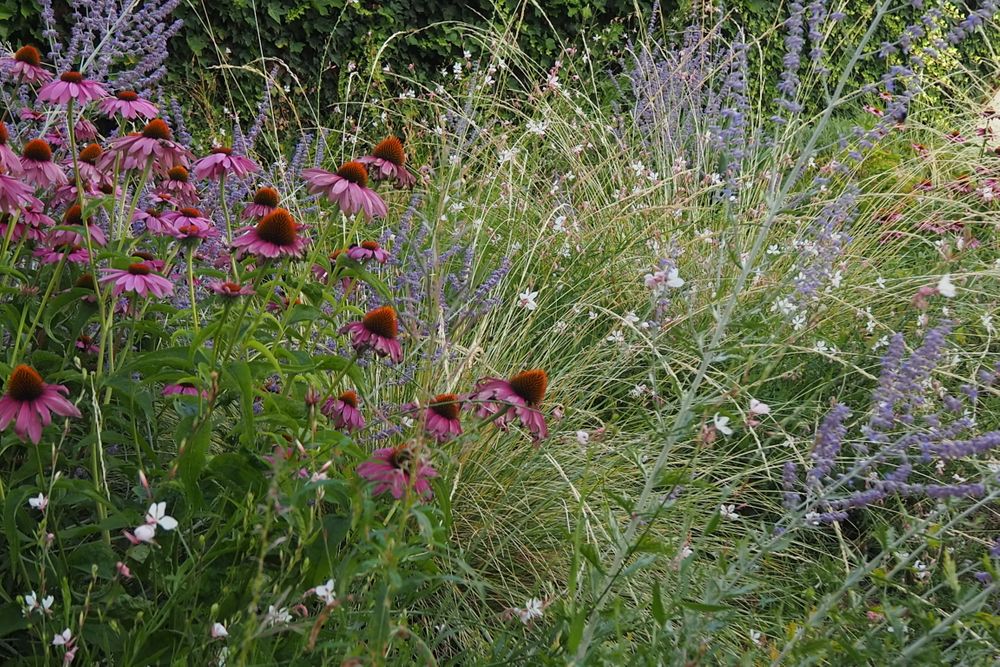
3, 0, 995, 111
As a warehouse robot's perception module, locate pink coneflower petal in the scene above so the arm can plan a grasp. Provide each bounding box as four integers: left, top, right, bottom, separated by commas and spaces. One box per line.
0, 365, 81, 444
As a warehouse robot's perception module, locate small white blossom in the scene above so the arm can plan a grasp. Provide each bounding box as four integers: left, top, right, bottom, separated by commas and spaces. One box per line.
748, 399, 771, 416
315, 579, 336, 605
937, 274, 956, 298
517, 290, 538, 311
211, 622, 228, 639
517, 598, 544, 624
52, 628, 72, 647
713, 414, 733, 436
23, 591, 54, 616
719, 504, 740, 520
28, 493, 48, 511
575, 430, 590, 445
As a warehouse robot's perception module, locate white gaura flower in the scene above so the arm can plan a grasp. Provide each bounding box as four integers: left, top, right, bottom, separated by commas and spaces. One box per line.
518, 598, 544, 624
937, 274, 956, 298
145, 502, 178, 531
28, 493, 48, 511
265, 605, 292, 627
518, 290, 538, 311
211, 622, 229, 639
52, 628, 72, 646
315, 579, 337, 605
575, 430, 590, 445
748, 399, 771, 417
23, 591, 54, 616
719, 504, 740, 520
713, 414, 733, 436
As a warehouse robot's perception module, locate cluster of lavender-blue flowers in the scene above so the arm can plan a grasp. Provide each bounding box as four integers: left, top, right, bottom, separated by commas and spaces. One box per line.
784, 323, 1000, 523
39, 0, 183, 94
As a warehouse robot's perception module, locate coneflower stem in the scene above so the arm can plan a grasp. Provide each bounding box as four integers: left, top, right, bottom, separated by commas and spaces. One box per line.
187, 248, 199, 332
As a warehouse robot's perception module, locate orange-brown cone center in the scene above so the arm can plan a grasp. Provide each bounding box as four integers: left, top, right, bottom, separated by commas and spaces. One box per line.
336, 161, 368, 187
132, 251, 156, 262
116, 90, 138, 101
253, 187, 279, 207
167, 166, 189, 182
14, 45, 42, 66
59, 71, 83, 83
361, 240, 380, 251
127, 263, 152, 275
7, 364, 45, 402
0, 122, 8, 145
212, 146, 232, 155
256, 208, 297, 247
141, 119, 172, 141
79, 143, 102, 164
388, 446, 412, 470
338, 390, 359, 408
63, 204, 84, 225
373, 136, 406, 166
22, 139, 52, 162
429, 393, 460, 420
75, 273, 96, 290
362, 306, 398, 339
508, 369, 548, 406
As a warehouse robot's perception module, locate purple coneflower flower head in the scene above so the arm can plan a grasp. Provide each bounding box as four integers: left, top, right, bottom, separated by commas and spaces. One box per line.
170, 220, 220, 244
208, 280, 255, 298
0, 365, 81, 444
341, 306, 403, 362
426, 393, 462, 441
99, 262, 173, 298
34, 243, 89, 265
74, 117, 98, 142
302, 161, 388, 219
20, 139, 67, 188
102, 119, 191, 174
133, 207, 171, 235
347, 240, 389, 264
72, 143, 108, 187
50, 205, 107, 247
232, 208, 309, 259
0, 122, 23, 175
98, 90, 158, 120
356, 446, 438, 500
321, 390, 366, 432
75, 335, 98, 354
129, 251, 165, 271
37, 71, 107, 106
162, 382, 206, 398
2, 46, 52, 85
0, 173, 42, 213
19, 108, 44, 122
242, 186, 279, 219
162, 206, 213, 234
157, 166, 198, 204
193, 146, 260, 180
357, 136, 416, 188
468, 369, 550, 441
0, 202, 52, 243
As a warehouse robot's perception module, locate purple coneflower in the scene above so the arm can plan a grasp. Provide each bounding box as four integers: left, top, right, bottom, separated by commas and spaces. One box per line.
193, 146, 260, 180
0, 364, 81, 444
0, 122, 23, 175
2, 46, 52, 84
19, 108, 44, 122
133, 207, 171, 235
50, 205, 107, 247
0, 173, 42, 213
99, 262, 173, 298
467, 369, 549, 441
347, 240, 389, 264
322, 390, 366, 432
158, 166, 198, 204
34, 243, 89, 265
102, 119, 191, 173
37, 70, 107, 106
357, 135, 415, 188
98, 90, 158, 120
232, 208, 309, 259
341, 306, 402, 362
162, 382, 206, 398
162, 206, 213, 233
208, 280, 255, 298
72, 143, 107, 187
75, 335, 98, 354
356, 446, 438, 499
426, 393, 462, 441
130, 251, 165, 271
20, 139, 67, 188
0, 202, 52, 243
74, 117, 98, 142
242, 186, 279, 219
302, 161, 387, 219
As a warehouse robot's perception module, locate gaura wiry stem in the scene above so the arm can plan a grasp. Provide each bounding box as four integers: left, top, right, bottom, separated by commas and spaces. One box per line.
571, 2, 895, 660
